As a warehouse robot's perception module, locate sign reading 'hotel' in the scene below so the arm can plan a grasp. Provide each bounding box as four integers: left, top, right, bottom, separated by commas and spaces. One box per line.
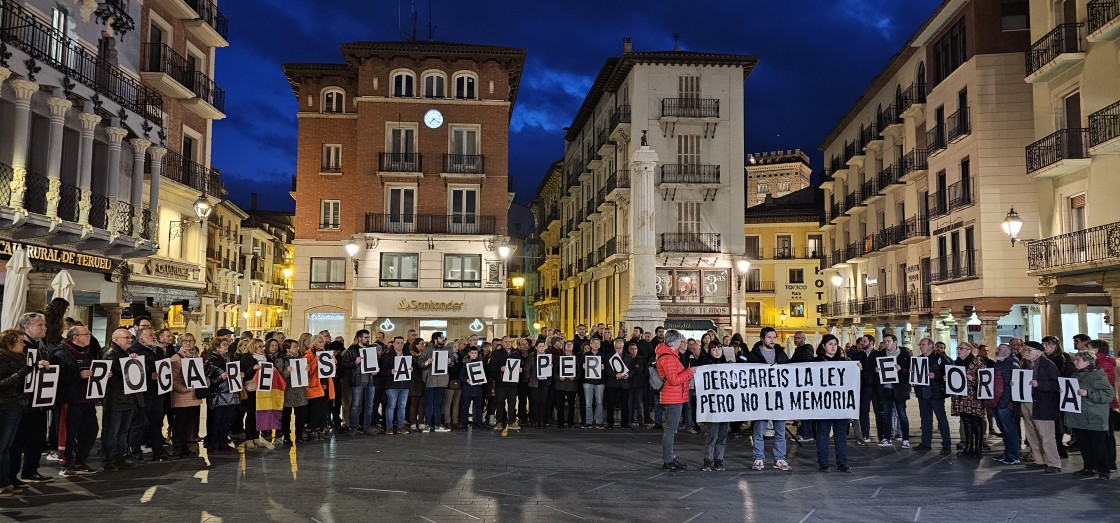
0, 239, 114, 272
396, 298, 465, 312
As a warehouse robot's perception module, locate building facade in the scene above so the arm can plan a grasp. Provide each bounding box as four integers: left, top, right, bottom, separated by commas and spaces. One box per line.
549, 38, 756, 337
1021, 0, 1120, 342
284, 41, 525, 340
742, 187, 827, 340
820, 0, 1038, 348
530, 161, 563, 332
745, 149, 811, 207
203, 198, 245, 336
238, 205, 293, 337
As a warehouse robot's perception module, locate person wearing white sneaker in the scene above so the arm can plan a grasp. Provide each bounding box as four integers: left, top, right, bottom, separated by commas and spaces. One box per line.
745, 328, 791, 471
876, 334, 913, 450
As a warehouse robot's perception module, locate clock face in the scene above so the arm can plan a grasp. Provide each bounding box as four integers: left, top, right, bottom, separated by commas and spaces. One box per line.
424, 109, 444, 129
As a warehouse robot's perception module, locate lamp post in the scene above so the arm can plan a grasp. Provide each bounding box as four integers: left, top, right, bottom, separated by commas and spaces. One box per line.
345, 239, 360, 275
1002, 207, 1025, 245
497, 243, 513, 338
736, 258, 751, 332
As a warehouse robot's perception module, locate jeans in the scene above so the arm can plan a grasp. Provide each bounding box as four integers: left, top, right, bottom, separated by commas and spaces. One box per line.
662, 402, 683, 463
423, 387, 446, 428
881, 391, 910, 439
815, 418, 849, 466
682, 390, 695, 428
385, 388, 409, 429
0, 406, 22, 488
753, 420, 787, 462
629, 387, 647, 426
652, 393, 663, 424
917, 395, 951, 449
99, 408, 135, 464
704, 422, 730, 461
350, 383, 377, 430
994, 407, 1020, 460
582, 383, 604, 426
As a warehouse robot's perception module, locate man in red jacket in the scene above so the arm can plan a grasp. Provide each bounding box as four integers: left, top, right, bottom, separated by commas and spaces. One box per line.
656, 330, 694, 472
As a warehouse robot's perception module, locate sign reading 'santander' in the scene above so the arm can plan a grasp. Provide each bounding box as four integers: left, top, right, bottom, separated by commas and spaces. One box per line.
693, 362, 860, 422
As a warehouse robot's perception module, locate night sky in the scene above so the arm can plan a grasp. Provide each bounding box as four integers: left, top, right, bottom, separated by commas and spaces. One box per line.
212, 0, 941, 212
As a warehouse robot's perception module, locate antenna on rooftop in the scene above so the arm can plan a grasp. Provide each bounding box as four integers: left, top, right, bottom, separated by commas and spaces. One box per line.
427, 0, 435, 40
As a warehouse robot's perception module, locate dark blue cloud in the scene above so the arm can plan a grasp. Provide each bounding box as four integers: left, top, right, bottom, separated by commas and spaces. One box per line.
212, 0, 940, 212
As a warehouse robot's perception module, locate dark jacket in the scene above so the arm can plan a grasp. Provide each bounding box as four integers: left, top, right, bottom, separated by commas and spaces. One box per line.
204, 350, 240, 408
129, 339, 166, 400
528, 352, 554, 389
50, 339, 95, 405
459, 357, 485, 398
1031, 356, 1061, 421
486, 347, 519, 389
790, 344, 816, 363
379, 349, 415, 390
579, 351, 605, 385
914, 352, 952, 400
604, 350, 634, 389
628, 354, 648, 390
853, 348, 880, 388
744, 345, 789, 365
993, 356, 1019, 410
101, 342, 144, 411
1046, 350, 1075, 378
877, 347, 912, 400
0, 348, 32, 407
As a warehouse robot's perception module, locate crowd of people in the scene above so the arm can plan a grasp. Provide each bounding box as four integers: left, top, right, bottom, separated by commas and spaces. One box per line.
1, 304, 1117, 497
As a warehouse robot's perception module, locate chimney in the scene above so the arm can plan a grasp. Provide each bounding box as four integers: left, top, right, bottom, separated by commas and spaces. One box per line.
250, 192, 257, 211
622, 37, 632, 54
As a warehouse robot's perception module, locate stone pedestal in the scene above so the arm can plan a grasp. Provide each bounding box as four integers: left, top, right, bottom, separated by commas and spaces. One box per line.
622, 141, 666, 333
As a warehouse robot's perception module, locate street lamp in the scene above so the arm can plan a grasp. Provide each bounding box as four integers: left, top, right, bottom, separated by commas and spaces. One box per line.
831, 274, 844, 287
255, 310, 263, 318
779, 310, 788, 325
498, 244, 512, 259
169, 193, 215, 243
345, 239, 360, 274
193, 193, 213, 219
282, 267, 293, 279
736, 259, 751, 290
1002, 208, 1024, 245
511, 276, 525, 289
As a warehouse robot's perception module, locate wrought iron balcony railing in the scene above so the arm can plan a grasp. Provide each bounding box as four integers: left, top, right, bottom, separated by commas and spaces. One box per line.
931, 250, 979, 283
659, 233, 721, 253
1026, 128, 1089, 174
1027, 221, 1120, 272
364, 213, 496, 235
901, 148, 928, 175
379, 152, 422, 172
659, 163, 720, 184
1089, 100, 1120, 148
947, 106, 971, 142
660, 98, 719, 118
1089, 0, 1120, 33
1026, 23, 1085, 76
186, 0, 230, 41
442, 154, 485, 174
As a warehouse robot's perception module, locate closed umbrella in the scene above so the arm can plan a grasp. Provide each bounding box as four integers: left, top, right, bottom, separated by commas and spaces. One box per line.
1, 246, 32, 330
49, 269, 75, 307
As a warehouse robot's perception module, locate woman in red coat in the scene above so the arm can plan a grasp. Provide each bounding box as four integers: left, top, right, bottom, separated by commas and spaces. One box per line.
655, 330, 693, 472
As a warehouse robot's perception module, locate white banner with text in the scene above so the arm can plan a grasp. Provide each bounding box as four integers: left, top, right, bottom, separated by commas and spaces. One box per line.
694, 362, 861, 422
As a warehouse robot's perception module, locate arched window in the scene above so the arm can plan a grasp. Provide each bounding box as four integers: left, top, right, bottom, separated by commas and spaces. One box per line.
392, 70, 415, 97
422, 71, 446, 98
453, 72, 477, 100
895, 84, 903, 109
322, 88, 345, 113
916, 62, 926, 99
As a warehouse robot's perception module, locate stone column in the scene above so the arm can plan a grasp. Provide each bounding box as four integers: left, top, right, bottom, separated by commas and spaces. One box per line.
0, 66, 11, 86
76, 112, 101, 227
7, 79, 39, 210
956, 318, 969, 346
129, 138, 151, 237
45, 96, 73, 220
104, 126, 129, 234
1040, 294, 1063, 340
147, 146, 166, 243
622, 140, 666, 332
27, 273, 54, 313
979, 315, 1000, 348
103, 304, 123, 332
874, 324, 885, 342
934, 320, 950, 347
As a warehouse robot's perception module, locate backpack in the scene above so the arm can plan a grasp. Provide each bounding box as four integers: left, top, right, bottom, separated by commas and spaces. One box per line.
649, 353, 674, 391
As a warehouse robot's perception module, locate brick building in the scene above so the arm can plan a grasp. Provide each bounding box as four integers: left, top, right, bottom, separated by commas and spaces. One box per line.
745, 149, 811, 207
283, 41, 525, 338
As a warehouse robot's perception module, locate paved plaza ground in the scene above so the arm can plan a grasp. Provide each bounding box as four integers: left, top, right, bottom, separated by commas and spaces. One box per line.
2, 405, 1119, 522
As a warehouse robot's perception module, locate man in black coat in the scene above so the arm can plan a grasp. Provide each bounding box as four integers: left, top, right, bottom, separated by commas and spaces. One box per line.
913, 338, 952, 453
875, 334, 912, 448
100, 328, 144, 471
1024, 341, 1063, 472
850, 335, 880, 444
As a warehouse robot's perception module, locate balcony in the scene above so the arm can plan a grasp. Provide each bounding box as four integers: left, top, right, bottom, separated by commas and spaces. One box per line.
946, 106, 971, 143
1026, 128, 1091, 178
151, 150, 222, 196
843, 141, 861, 165
947, 180, 974, 212
846, 241, 866, 263
827, 156, 847, 178
874, 224, 904, 251
899, 290, 933, 312
876, 163, 901, 191
182, 0, 230, 47
900, 148, 929, 181
928, 191, 949, 219
140, 43, 196, 99
926, 125, 947, 155
659, 233, 721, 253
860, 122, 882, 151
1027, 221, 1120, 275
878, 104, 904, 138
844, 192, 863, 213
609, 105, 631, 140
182, 70, 226, 119
860, 178, 882, 204
441, 154, 485, 176
742, 280, 775, 293
898, 82, 927, 118
1026, 23, 1086, 83
660, 98, 719, 119
533, 288, 561, 303
1088, 0, 1120, 41
829, 200, 849, 223
378, 152, 423, 176
829, 248, 848, 268
1089, 100, 1120, 154
901, 215, 930, 244
363, 213, 497, 235
0, 0, 163, 126
931, 250, 979, 283
659, 164, 720, 185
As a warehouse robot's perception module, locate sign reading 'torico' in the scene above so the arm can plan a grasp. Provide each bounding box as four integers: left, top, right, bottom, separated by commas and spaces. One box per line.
0, 239, 114, 272
396, 298, 465, 312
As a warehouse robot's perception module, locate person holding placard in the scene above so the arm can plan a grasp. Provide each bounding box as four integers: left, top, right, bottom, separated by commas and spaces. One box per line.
745, 327, 792, 472
850, 335, 880, 446
604, 338, 634, 430
0, 329, 49, 496
1041, 336, 1075, 459
379, 336, 412, 435
1022, 341, 1062, 472
10, 313, 54, 485
553, 341, 579, 429
444, 339, 464, 429
990, 344, 1021, 465
656, 330, 694, 472
875, 334, 912, 449
698, 343, 730, 472
278, 339, 309, 445
127, 327, 168, 462
98, 328, 144, 471
239, 339, 271, 449
580, 338, 606, 429
627, 343, 648, 431
913, 338, 952, 454
1067, 351, 1113, 479
949, 343, 986, 458
169, 333, 204, 458
811, 334, 852, 473
303, 333, 336, 440
459, 346, 486, 430
527, 341, 554, 428
52, 325, 101, 476
419, 338, 451, 433
340, 330, 378, 435
203, 337, 241, 452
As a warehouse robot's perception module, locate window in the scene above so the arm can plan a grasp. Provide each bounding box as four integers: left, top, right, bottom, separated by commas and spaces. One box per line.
789, 302, 806, 318
678, 75, 701, 99
450, 187, 479, 232
677, 134, 701, 165
789, 268, 805, 284
932, 18, 966, 84
807, 234, 823, 258
676, 201, 701, 233
392, 71, 415, 97
423, 72, 446, 98
745, 235, 760, 259
757, 183, 769, 194
453, 73, 476, 99
380, 253, 419, 287
443, 254, 482, 288
775, 235, 793, 258
322, 88, 345, 113
50, 8, 68, 64
309, 258, 346, 289
319, 200, 340, 229
778, 181, 791, 193
1001, 1, 1029, 31
1070, 193, 1086, 232
388, 187, 415, 232
321, 144, 341, 172
449, 127, 481, 173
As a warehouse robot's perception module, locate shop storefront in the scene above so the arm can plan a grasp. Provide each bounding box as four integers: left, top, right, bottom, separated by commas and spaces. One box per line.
656, 268, 732, 335
353, 291, 507, 340
126, 258, 204, 336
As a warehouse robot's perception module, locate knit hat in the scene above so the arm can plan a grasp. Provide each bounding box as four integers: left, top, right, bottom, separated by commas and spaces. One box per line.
1024, 341, 1044, 351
